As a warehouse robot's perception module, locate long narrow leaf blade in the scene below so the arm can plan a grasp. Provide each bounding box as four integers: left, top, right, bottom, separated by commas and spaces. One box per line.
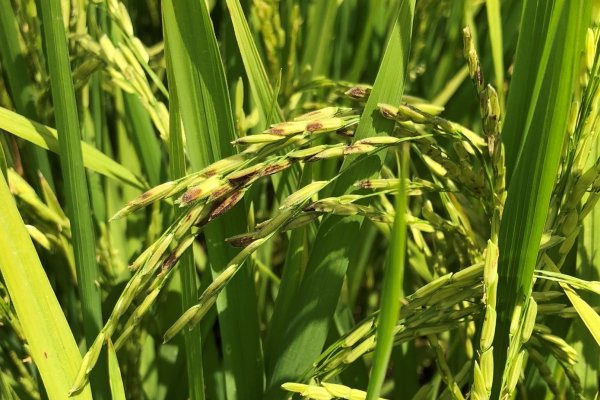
0, 0, 55, 188
563, 287, 600, 347
0, 171, 92, 400
225, 0, 284, 123
162, 1, 264, 398
163, 25, 206, 400
485, 0, 505, 109
366, 146, 409, 399
107, 340, 126, 400
493, 1, 591, 396
0, 107, 145, 189
40, 1, 107, 395
266, 2, 415, 398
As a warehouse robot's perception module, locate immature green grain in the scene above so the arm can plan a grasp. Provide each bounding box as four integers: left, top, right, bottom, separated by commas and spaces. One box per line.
110, 181, 178, 220
141, 233, 174, 275
472, 362, 487, 400
411, 273, 453, 299
282, 382, 334, 400
428, 334, 465, 400
280, 181, 329, 208
503, 350, 525, 396
311, 263, 485, 379
69, 332, 106, 395
520, 299, 538, 343
282, 381, 389, 400
527, 346, 559, 395
294, 106, 350, 121
379, 103, 486, 149
538, 333, 579, 365
343, 319, 376, 348
6, 1, 600, 399
8, 169, 69, 229
479, 348, 494, 392
454, 23, 507, 399
71, 223, 199, 392
78, 32, 169, 139
231, 133, 283, 145
480, 306, 497, 353
113, 288, 160, 350
25, 225, 52, 250
163, 204, 300, 342
535, 264, 600, 295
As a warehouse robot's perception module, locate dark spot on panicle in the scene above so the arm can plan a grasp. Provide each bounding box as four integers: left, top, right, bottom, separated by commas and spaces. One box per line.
43, 351, 48, 359
162, 252, 178, 272
181, 188, 201, 204
139, 189, 153, 201
210, 192, 244, 220
303, 203, 316, 212
380, 108, 396, 120
264, 160, 291, 176
226, 235, 255, 247
337, 127, 354, 137
210, 186, 231, 201
357, 180, 371, 188
346, 86, 368, 99
266, 128, 285, 135
228, 174, 255, 187
306, 122, 323, 132
203, 169, 217, 177
343, 145, 363, 154
228, 167, 262, 185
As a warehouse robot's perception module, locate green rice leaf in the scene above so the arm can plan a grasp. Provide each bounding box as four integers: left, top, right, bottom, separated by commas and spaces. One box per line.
107, 340, 126, 400
224, 0, 298, 198
163, 17, 205, 400
493, 0, 591, 397
366, 146, 409, 399
265, 2, 415, 398
123, 94, 163, 186
224, 0, 284, 123
562, 286, 600, 347
574, 119, 600, 397
0, 0, 54, 189
485, 0, 505, 109
162, 1, 263, 398
301, 1, 338, 78
39, 0, 106, 396
0, 371, 18, 400
0, 170, 92, 400
0, 107, 146, 190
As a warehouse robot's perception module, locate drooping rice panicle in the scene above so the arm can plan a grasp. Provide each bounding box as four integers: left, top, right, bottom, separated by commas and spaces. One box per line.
281, 381, 389, 400
2, 2, 600, 399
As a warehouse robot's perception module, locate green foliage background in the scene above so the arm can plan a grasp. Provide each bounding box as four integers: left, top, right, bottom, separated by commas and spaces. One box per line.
0, 1, 599, 399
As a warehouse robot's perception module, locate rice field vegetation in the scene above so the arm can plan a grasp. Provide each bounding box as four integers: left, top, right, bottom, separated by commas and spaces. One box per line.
0, 0, 599, 399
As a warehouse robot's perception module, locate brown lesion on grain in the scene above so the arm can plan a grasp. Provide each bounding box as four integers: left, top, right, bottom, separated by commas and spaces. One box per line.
226, 234, 256, 247
181, 187, 202, 204
306, 122, 323, 132
263, 160, 291, 176
265, 127, 285, 135
210, 191, 244, 220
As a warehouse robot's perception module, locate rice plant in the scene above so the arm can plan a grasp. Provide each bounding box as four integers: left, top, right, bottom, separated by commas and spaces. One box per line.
0, 1, 599, 399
